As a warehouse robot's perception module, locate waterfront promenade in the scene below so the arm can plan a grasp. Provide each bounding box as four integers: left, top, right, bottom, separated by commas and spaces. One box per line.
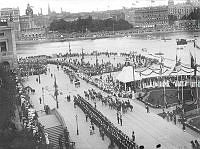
24, 64, 200, 149
23, 65, 115, 149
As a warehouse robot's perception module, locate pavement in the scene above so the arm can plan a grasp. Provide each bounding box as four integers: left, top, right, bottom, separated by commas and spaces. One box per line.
23, 65, 116, 149
24, 64, 200, 149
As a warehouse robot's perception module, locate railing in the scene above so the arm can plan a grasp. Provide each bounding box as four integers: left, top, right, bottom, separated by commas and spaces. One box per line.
50, 108, 67, 129
50, 108, 75, 149
1, 51, 14, 56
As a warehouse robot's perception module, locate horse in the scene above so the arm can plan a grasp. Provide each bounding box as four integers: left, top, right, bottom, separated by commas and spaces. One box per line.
84, 91, 89, 99
101, 98, 108, 106
75, 81, 80, 88
96, 92, 103, 100
126, 104, 133, 112
67, 95, 71, 102
31, 89, 35, 94
125, 100, 133, 111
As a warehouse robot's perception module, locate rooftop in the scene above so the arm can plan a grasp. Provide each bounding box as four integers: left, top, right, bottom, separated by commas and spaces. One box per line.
0, 22, 8, 26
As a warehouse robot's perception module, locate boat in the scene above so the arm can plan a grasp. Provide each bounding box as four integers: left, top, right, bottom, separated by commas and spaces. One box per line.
154, 52, 164, 56
161, 37, 172, 41
16, 38, 67, 45
141, 48, 147, 52
147, 35, 156, 40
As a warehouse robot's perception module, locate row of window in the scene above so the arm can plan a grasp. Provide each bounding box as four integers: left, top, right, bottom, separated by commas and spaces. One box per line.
0, 41, 7, 52
135, 17, 168, 20
136, 21, 168, 24
169, 8, 191, 14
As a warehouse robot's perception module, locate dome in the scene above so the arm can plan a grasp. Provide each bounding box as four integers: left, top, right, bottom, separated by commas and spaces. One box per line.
168, 0, 174, 6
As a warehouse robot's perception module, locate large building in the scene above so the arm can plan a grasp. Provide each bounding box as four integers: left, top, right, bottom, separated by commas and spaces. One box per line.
133, 6, 169, 28
0, 22, 17, 70
124, 8, 135, 25
168, 0, 194, 20
0, 7, 20, 39
19, 4, 35, 31
19, 4, 47, 40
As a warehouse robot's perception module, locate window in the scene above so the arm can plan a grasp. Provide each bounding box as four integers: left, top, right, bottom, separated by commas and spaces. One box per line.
0, 32, 4, 37
0, 41, 7, 52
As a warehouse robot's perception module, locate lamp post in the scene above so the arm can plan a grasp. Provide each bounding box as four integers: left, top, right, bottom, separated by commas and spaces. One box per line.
38, 74, 41, 84
54, 75, 59, 109
55, 88, 59, 109
75, 114, 79, 135
81, 48, 84, 65
42, 87, 44, 105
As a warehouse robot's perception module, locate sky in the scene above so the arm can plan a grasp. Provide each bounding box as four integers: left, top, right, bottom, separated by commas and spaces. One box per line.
1, 0, 188, 15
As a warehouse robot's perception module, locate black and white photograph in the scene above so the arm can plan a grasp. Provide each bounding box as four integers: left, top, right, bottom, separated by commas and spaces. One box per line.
0, 0, 200, 149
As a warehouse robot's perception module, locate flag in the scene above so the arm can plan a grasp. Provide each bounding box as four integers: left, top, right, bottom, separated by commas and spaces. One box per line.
190, 53, 195, 69
159, 57, 164, 75
190, 52, 197, 76
194, 41, 200, 50
54, 77, 58, 88
173, 55, 181, 71
196, 44, 200, 50
159, 64, 162, 75
176, 39, 187, 45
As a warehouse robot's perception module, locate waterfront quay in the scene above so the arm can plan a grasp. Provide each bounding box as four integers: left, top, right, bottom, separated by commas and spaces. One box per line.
12, 47, 199, 149
2, 0, 200, 148
1, 24, 200, 149
24, 60, 199, 149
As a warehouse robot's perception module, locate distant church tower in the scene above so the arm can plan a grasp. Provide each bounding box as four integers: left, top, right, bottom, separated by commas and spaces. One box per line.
48, 4, 51, 15
26, 3, 33, 16
186, 0, 191, 4
168, 0, 174, 7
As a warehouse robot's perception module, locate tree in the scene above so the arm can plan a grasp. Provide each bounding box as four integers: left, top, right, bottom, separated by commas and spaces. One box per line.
168, 14, 177, 25
181, 8, 200, 20
49, 17, 132, 33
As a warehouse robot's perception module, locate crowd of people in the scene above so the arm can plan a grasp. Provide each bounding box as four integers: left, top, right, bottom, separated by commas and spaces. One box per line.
17, 56, 48, 77
18, 82, 47, 146
74, 94, 138, 149
0, 68, 18, 146
51, 51, 159, 77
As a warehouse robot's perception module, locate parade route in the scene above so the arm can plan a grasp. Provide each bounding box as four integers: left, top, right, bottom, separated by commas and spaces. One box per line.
24, 64, 200, 149
24, 65, 116, 149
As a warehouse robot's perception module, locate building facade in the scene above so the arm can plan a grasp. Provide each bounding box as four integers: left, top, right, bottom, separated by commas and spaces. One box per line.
124, 8, 135, 25
0, 22, 17, 70
19, 15, 35, 31
168, 0, 194, 20
110, 12, 125, 21
133, 6, 169, 28
0, 7, 20, 39
19, 4, 47, 40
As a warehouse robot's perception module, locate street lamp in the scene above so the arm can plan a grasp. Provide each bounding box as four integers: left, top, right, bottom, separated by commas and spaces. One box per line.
38, 74, 41, 84
54, 75, 59, 109
75, 114, 79, 135
42, 87, 44, 105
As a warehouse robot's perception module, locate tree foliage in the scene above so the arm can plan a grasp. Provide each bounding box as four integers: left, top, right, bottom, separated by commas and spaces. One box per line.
181, 8, 200, 20
168, 14, 177, 25
49, 16, 133, 33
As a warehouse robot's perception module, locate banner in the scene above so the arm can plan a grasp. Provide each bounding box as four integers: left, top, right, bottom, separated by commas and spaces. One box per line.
173, 54, 181, 71
190, 52, 197, 76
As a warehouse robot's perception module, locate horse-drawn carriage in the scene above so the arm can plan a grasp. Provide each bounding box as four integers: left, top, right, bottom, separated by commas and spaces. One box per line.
74, 79, 80, 88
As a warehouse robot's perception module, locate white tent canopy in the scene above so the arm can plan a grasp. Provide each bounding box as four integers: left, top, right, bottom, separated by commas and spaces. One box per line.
116, 64, 200, 83
116, 66, 141, 83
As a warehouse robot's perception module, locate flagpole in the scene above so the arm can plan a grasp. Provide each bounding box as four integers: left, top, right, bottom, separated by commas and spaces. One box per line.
194, 40, 198, 110
177, 70, 179, 104
164, 75, 166, 108
189, 48, 192, 87
176, 47, 180, 105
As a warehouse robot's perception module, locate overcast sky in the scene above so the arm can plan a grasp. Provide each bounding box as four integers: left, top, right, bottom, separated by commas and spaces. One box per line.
2, 0, 187, 15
